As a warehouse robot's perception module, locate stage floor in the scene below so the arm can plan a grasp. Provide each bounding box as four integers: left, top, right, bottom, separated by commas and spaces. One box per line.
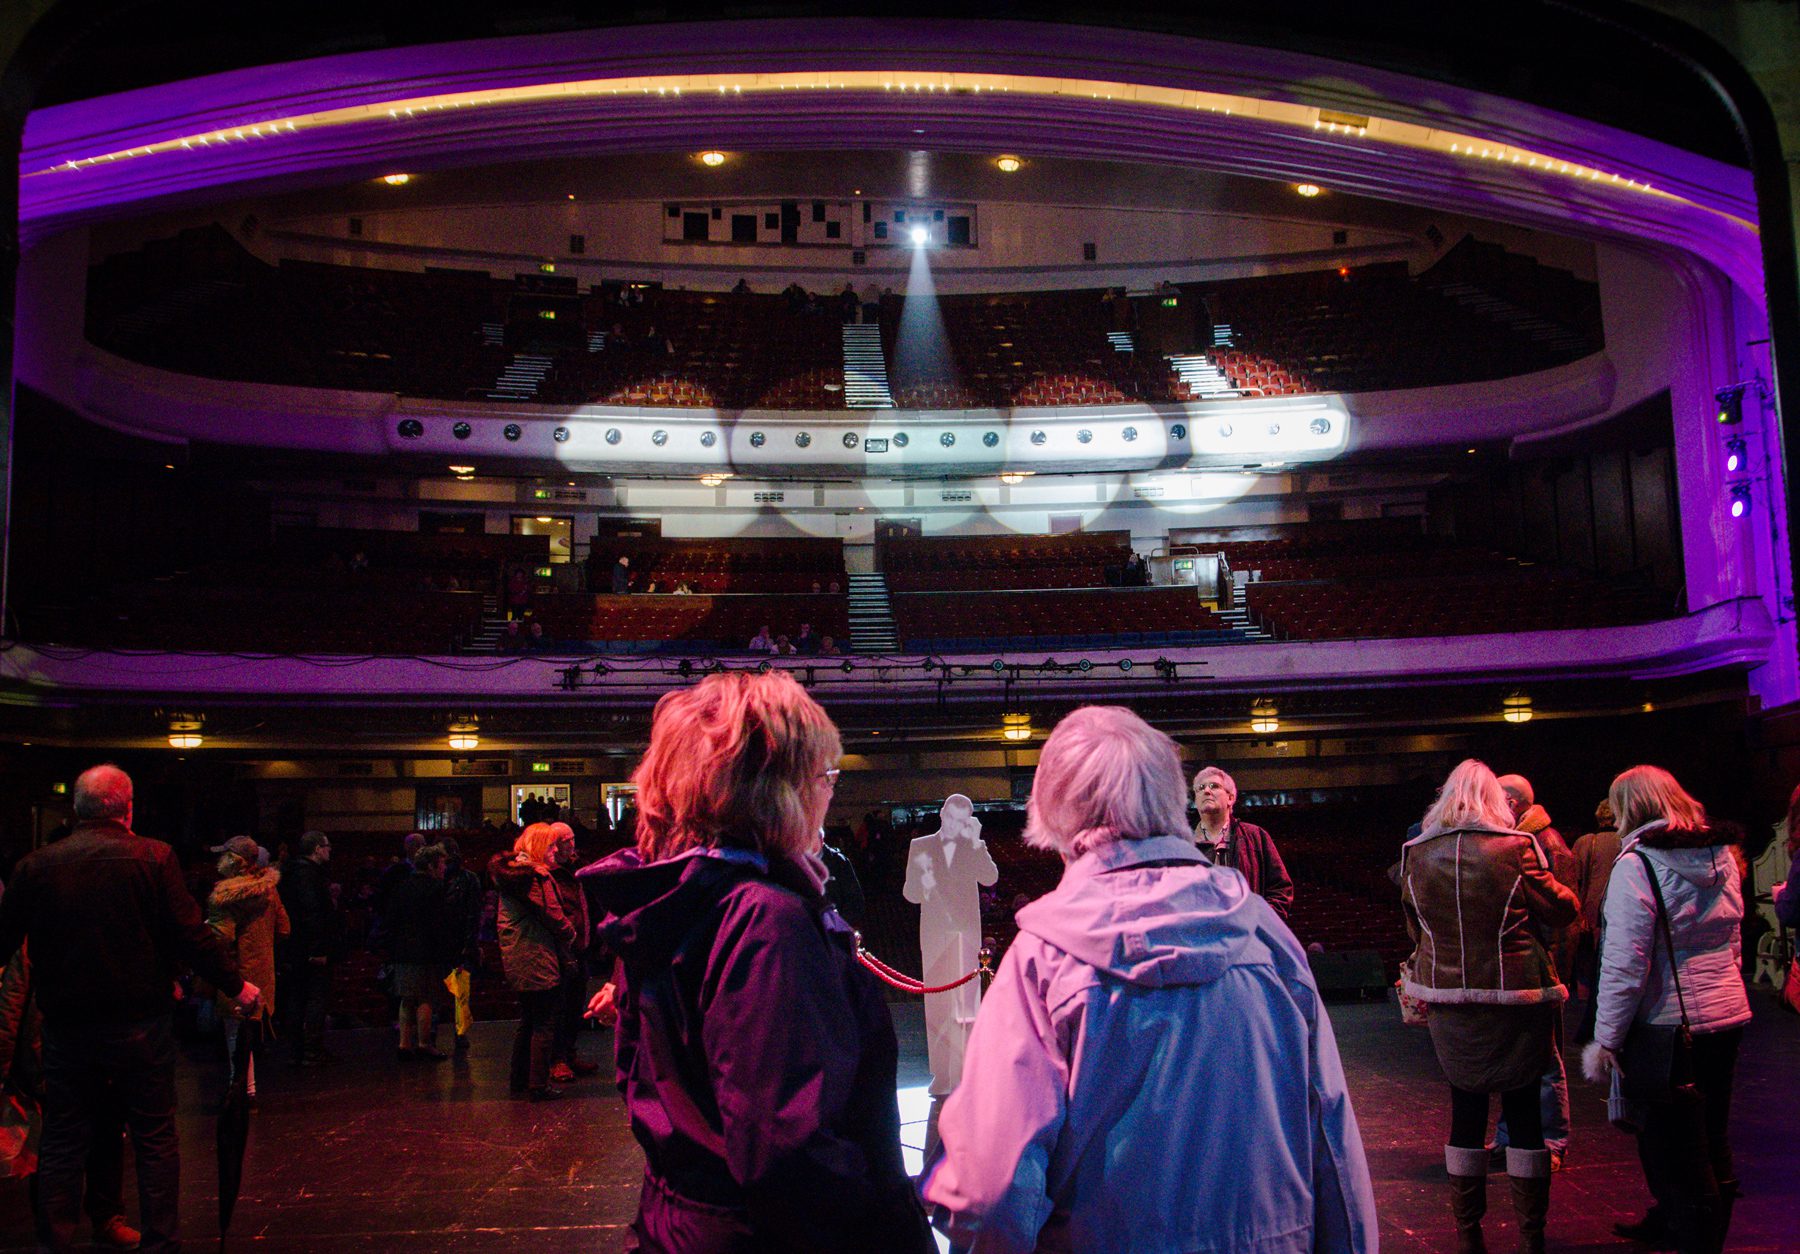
1, 995, 1795, 1251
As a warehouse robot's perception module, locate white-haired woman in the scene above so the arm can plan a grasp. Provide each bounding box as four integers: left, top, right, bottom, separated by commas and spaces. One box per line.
1399, 759, 1579, 1254
581, 672, 932, 1253
1586, 766, 1748, 1254
923, 705, 1378, 1253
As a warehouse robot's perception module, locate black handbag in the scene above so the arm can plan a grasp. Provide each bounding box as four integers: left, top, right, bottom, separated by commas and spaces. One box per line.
1616, 850, 1696, 1102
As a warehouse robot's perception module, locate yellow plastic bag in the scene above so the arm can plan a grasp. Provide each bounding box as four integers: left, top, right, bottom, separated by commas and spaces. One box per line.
444, 966, 473, 1037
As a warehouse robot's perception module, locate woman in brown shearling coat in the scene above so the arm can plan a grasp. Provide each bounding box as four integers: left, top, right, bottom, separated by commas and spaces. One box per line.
1400, 760, 1578, 1254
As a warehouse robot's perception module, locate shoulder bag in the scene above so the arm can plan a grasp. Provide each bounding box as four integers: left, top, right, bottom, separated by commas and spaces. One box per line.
1616, 850, 1695, 1102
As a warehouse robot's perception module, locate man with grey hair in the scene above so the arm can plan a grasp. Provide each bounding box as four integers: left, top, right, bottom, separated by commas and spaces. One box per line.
1192, 765, 1294, 918
924, 706, 1377, 1252
0, 763, 258, 1253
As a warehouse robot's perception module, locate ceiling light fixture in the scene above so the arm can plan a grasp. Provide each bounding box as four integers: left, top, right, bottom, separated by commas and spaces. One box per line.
1502, 692, 1533, 724
381, 173, 412, 186
700, 472, 732, 487
1002, 712, 1031, 741
1294, 182, 1323, 197
447, 716, 480, 752
698, 150, 726, 167
167, 714, 204, 750
1000, 472, 1026, 485
534, 516, 553, 523
1249, 700, 1280, 734
448, 464, 474, 474
995, 154, 1022, 173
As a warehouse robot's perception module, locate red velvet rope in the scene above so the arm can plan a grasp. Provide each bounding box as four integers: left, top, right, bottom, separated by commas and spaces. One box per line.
855, 946, 986, 995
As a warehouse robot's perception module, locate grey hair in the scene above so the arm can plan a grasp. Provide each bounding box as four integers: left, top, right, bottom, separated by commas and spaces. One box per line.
1192, 765, 1238, 805
73, 763, 132, 822
1024, 706, 1192, 858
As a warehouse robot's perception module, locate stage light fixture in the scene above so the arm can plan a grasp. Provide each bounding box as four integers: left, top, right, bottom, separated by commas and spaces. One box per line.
1724, 437, 1746, 473
1715, 384, 1745, 425
1501, 692, 1533, 724
1729, 483, 1752, 519
910, 226, 930, 247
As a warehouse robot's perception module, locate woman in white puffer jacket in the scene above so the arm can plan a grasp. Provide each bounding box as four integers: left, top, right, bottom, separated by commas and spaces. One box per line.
1586, 765, 1749, 1254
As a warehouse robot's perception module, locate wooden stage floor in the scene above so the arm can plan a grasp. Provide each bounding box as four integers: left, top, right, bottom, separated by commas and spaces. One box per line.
1, 995, 1795, 1250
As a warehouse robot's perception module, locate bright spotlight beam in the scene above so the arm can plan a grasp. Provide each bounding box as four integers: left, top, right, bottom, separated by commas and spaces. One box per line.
909, 225, 930, 247
894, 236, 956, 406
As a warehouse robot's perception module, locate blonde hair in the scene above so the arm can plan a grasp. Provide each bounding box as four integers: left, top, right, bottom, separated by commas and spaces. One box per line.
514, 822, 561, 868
1609, 765, 1706, 837
1024, 706, 1192, 858
633, 671, 841, 863
1421, 759, 1516, 835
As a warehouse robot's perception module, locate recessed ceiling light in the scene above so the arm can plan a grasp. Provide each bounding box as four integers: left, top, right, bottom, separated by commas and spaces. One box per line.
381, 173, 412, 186
1294, 182, 1323, 197
534, 516, 553, 523
995, 155, 1022, 173
698, 150, 726, 167
448, 464, 474, 474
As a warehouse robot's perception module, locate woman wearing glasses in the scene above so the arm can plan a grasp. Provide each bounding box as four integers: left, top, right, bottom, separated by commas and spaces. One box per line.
582, 671, 931, 1253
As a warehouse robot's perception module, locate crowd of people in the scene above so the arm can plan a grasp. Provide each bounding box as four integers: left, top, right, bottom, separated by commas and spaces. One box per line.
0, 700, 1782, 1251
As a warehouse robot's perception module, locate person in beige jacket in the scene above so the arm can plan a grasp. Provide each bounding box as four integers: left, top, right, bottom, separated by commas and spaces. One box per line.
207, 836, 290, 1100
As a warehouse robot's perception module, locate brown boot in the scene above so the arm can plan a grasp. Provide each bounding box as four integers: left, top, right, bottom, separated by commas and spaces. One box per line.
1445, 1145, 1489, 1254
1505, 1147, 1552, 1254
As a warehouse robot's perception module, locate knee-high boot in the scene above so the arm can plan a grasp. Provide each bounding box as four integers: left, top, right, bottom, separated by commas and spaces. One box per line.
1445, 1145, 1489, 1254
1505, 1147, 1552, 1254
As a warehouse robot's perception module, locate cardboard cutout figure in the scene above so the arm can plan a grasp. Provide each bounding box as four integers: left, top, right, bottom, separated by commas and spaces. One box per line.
903, 795, 999, 1095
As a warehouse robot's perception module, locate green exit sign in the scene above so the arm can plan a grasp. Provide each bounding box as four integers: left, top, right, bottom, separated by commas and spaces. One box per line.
1161, 296, 1179, 307
530, 762, 551, 773
532, 489, 552, 499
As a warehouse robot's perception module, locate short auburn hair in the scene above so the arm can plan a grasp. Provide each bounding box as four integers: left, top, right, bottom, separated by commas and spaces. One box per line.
514, 822, 561, 868
633, 671, 840, 863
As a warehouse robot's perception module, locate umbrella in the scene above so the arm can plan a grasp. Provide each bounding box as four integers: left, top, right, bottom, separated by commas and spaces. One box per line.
216, 1017, 260, 1242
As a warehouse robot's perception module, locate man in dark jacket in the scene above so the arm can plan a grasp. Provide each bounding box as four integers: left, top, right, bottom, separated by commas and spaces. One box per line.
546, 823, 596, 1084
437, 837, 483, 1054
278, 831, 339, 1066
1192, 766, 1294, 918
0, 764, 258, 1253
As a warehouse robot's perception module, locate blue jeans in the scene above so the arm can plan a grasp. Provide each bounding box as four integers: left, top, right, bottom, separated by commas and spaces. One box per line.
38, 1015, 181, 1253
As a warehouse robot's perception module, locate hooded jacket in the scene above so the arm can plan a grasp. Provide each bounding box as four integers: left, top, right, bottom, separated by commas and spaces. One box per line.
207, 867, 290, 1020
583, 845, 932, 1254
1593, 820, 1750, 1051
921, 835, 1377, 1254
490, 853, 575, 993
1399, 825, 1578, 1006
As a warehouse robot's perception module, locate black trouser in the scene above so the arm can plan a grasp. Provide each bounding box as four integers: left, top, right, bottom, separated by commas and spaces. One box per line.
1450, 1082, 1542, 1150
283, 960, 332, 1060
38, 1016, 180, 1253
1637, 1026, 1741, 1251
552, 960, 587, 1066
510, 988, 560, 1092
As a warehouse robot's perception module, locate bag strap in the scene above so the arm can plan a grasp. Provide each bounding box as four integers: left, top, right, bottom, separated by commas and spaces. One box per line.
1633, 849, 1691, 1030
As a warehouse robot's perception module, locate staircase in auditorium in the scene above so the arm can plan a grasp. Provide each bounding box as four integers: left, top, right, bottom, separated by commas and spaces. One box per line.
486, 353, 554, 401
846, 573, 901, 653
840, 324, 895, 408
1166, 352, 1240, 399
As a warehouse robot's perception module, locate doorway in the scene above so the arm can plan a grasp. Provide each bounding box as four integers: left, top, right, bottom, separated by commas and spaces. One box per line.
512, 514, 573, 563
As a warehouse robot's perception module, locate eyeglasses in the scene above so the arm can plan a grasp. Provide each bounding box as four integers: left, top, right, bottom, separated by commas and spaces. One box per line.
818, 768, 841, 788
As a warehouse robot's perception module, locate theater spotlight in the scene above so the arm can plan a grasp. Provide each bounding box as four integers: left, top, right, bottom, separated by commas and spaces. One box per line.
1715, 384, 1746, 425
1729, 483, 1752, 519
909, 225, 930, 247
1724, 437, 1746, 474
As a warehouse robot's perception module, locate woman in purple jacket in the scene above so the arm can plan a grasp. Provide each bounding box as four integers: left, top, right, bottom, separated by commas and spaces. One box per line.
583, 672, 932, 1254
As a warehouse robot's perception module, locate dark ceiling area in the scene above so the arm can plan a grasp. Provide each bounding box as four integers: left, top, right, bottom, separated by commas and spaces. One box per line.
21, 1, 1747, 166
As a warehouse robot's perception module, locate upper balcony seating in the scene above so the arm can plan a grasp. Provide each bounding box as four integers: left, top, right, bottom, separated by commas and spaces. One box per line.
881, 530, 1136, 592
584, 536, 846, 596
895, 587, 1229, 652
526, 592, 849, 652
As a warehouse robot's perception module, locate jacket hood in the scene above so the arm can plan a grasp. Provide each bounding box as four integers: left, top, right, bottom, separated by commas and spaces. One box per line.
1621, 821, 1737, 888
488, 851, 544, 898
210, 868, 280, 911
581, 846, 816, 966
1015, 835, 1266, 987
